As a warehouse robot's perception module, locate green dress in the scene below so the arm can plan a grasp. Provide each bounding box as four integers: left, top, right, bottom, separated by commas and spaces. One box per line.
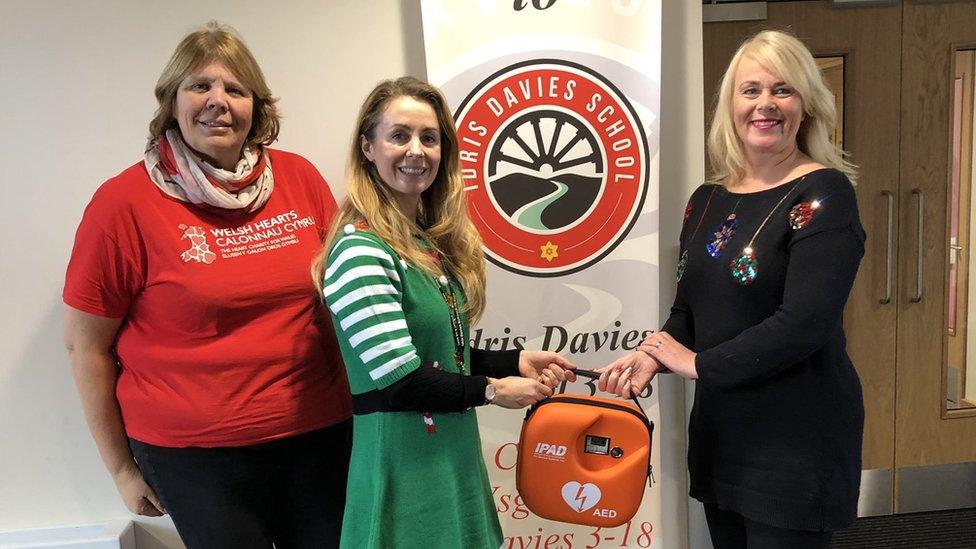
323, 226, 502, 549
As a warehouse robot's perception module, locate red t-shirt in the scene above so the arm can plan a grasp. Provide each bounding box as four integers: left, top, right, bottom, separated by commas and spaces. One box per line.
63, 149, 351, 447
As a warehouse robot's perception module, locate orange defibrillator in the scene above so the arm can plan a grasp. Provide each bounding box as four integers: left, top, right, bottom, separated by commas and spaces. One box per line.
515, 370, 654, 528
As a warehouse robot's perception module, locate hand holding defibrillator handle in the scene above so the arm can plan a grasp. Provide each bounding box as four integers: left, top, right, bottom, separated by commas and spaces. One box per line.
570, 369, 648, 416
596, 350, 664, 400
517, 349, 577, 386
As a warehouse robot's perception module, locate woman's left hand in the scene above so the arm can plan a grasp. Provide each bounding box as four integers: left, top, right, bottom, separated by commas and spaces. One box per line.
638, 332, 698, 380
518, 350, 577, 389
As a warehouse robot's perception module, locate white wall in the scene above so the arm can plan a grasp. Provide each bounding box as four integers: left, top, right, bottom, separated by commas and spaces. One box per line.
657, 1, 705, 548
0, 1, 425, 546
0, 1, 702, 547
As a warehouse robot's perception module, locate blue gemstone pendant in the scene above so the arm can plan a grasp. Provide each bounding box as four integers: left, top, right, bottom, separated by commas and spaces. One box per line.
706, 214, 739, 258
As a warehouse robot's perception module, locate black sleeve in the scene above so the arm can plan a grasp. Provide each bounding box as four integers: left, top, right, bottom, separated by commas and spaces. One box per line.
695, 174, 865, 390
373, 349, 519, 412
470, 348, 521, 378
660, 285, 694, 348
379, 362, 489, 412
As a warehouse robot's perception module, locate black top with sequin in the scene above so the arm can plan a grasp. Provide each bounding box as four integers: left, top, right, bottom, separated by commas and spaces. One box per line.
665, 168, 865, 531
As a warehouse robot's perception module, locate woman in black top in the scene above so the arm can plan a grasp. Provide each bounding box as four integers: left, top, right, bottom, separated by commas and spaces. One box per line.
600, 30, 864, 549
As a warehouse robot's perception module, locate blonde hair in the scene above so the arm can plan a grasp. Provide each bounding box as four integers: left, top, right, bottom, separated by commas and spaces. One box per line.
312, 77, 487, 323
707, 30, 856, 185
149, 21, 280, 147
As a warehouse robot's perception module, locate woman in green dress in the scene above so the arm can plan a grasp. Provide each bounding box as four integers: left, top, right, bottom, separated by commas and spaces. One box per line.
312, 76, 575, 548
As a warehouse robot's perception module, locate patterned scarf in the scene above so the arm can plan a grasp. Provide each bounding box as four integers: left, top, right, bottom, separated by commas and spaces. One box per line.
144, 129, 273, 214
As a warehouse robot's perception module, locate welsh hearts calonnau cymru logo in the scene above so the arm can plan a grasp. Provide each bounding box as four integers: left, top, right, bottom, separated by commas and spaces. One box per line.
455, 59, 649, 277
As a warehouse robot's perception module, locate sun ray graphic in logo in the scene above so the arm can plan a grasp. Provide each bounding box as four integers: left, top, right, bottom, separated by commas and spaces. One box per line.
456, 59, 648, 277
489, 110, 603, 232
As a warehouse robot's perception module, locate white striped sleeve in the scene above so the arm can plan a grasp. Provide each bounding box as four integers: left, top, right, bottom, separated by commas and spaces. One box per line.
323, 234, 422, 388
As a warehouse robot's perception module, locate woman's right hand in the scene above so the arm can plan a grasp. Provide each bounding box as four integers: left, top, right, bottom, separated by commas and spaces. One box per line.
65, 308, 166, 518
488, 376, 553, 409
113, 462, 166, 517
597, 351, 666, 397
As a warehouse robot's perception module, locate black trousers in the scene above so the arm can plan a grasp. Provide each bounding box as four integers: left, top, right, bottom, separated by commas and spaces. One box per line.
704, 504, 833, 549
129, 419, 352, 549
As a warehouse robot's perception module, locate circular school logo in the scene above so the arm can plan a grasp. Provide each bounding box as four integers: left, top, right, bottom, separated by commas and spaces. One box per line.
455, 59, 648, 277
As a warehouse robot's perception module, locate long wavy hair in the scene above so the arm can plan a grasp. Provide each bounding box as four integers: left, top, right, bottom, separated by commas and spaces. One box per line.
311, 77, 487, 323
707, 30, 856, 185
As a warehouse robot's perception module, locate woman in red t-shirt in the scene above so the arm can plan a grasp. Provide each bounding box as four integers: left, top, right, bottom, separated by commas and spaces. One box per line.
63, 22, 351, 548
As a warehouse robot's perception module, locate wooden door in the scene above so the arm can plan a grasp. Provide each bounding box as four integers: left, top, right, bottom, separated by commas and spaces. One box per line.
703, 1, 902, 515
896, 0, 976, 513
947, 50, 975, 410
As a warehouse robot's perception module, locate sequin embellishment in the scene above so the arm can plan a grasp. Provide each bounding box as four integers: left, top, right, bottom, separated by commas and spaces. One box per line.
729, 247, 758, 285
676, 186, 718, 282
706, 214, 739, 258
788, 200, 822, 230
421, 362, 443, 435
676, 250, 688, 281
726, 180, 804, 284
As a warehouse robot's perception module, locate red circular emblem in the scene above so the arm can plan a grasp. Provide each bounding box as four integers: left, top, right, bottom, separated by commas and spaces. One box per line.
455, 60, 648, 277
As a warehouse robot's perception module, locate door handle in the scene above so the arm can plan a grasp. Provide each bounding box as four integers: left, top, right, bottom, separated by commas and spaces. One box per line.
881, 190, 893, 304
949, 239, 963, 265
910, 188, 924, 303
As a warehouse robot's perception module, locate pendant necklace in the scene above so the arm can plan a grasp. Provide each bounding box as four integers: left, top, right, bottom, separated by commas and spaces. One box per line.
676, 186, 718, 282
436, 269, 466, 374
422, 246, 466, 375
788, 191, 834, 230
419, 246, 467, 435
706, 196, 744, 258
728, 179, 804, 285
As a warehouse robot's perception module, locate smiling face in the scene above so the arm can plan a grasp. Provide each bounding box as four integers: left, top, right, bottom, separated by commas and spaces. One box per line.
732, 57, 804, 157
361, 95, 442, 217
174, 61, 253, 170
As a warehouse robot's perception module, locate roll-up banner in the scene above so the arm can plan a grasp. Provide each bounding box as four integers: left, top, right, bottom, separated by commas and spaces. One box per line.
421, 1, 661, 547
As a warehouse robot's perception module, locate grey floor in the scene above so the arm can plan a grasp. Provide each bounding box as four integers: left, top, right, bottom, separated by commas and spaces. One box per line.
830, 507, 976, 548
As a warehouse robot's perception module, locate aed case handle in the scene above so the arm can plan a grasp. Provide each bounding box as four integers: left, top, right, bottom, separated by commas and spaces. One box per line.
564, 368, 648, 417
